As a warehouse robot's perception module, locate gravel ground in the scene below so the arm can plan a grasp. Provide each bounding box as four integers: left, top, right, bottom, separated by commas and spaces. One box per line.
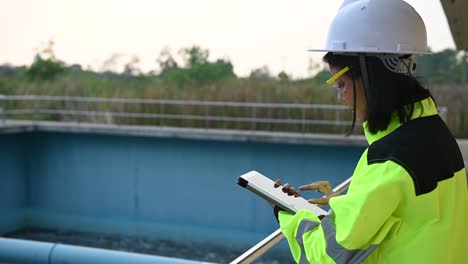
5, 228, 295, 264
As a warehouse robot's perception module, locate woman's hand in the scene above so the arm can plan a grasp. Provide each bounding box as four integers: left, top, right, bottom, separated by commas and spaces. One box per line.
299, 181, 333, 205
274, 179, 302, 197
262, 179, 301, 209
272, 179, 335, 206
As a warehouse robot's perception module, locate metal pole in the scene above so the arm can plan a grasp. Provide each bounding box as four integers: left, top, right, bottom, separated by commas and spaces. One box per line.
251, 107, 256, 131
205, 105, 209, 129
0, 95, 5, 125
160, 103, 165, 127
301, 108, 305, 133
230, 177, 352, 264
229, 229, 285, 264
33, 95, 39, 122
0, 237, 211, 264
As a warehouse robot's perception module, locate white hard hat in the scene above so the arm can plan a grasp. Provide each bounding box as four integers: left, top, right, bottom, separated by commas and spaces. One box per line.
310, 0, 430, 55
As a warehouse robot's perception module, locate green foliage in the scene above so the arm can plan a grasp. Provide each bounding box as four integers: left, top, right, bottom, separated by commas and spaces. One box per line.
161, 69, 190, 90
0, 64, 20, 77
180, 46, 209, 68
157, 47, 178, 75
186, 59, 235, 83
26, 55, 67, 81
249, 66, 272, 80
416, 49, 467, 84
26, 40, 66, 81
158, 46, 236, 88
311, 70, 331, 84
123, 55, 141, 76
278, 71, 290, 82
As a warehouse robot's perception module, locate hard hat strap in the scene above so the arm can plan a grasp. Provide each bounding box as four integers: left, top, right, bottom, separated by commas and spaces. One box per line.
359, 55, 371, 102
347, 69, 358, 136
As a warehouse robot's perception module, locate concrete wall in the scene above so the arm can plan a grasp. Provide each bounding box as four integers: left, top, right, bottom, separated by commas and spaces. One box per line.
0, 127, 365, 247
24, 132, 364, 246
0, 134, 27, 233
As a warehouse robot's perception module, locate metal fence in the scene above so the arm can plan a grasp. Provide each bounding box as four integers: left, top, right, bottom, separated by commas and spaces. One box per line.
0, 95, 447, 133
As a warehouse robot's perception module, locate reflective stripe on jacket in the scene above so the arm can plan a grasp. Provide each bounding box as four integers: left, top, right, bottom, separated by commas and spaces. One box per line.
278, 97, 468, 264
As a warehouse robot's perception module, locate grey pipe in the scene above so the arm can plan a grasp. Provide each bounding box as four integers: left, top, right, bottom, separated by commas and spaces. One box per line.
0, 237, 215, 264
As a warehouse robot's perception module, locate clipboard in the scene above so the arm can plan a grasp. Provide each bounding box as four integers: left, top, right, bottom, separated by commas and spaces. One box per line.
237, 171, 328, 216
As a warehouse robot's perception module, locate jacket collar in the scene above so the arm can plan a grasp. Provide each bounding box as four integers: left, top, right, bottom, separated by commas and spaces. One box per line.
363, 97, 439, 145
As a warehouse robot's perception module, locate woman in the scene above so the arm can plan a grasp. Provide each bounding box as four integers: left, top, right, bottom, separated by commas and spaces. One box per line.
272, 0, 468, 263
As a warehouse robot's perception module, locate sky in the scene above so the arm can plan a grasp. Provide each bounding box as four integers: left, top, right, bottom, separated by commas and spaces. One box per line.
0, 0, 456, 78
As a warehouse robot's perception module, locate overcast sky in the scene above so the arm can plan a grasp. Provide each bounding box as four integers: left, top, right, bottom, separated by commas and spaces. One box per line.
0, 0, 455, 78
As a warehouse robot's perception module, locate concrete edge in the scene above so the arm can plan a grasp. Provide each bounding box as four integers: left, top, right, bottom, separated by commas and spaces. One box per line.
2, 120, 468, 164
0, 120, 369, 147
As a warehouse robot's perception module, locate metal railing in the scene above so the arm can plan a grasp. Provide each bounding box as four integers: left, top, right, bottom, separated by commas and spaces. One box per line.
0, 95, 448, 134
0, 95, 354, 133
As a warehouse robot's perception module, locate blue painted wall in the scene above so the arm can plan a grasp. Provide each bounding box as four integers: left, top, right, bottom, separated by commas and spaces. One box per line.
0, 134, 27, 233
2, 131, 365, 247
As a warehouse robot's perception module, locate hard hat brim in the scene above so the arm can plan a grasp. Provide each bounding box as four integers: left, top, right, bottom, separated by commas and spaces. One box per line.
307, 48, 431, 55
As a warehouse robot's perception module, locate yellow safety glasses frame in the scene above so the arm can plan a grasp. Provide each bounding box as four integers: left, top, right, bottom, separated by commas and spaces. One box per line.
325, 66, 350, 85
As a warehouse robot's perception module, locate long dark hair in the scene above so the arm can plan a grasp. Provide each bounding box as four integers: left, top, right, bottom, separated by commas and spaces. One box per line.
323, 52, 432, 134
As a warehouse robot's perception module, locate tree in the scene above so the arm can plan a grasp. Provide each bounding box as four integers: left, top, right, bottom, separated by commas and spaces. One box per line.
179, 46, 209, 68
416, 49, 464, 84
156, 47, 178, 75
26, 40, 66, 81
159, 46, 236, 88
100, 53, 123, 73
123, 55, 141, 76
278, 71, 290, 82
249, 66, 272, 80
0, 64, 19, 77
312, 69, 331, 84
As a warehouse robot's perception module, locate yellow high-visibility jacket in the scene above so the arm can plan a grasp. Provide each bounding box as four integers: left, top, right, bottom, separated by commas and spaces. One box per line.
278, 97, 468, 263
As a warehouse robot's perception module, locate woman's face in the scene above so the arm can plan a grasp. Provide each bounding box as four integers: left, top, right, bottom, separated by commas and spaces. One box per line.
329, 66, 368, 123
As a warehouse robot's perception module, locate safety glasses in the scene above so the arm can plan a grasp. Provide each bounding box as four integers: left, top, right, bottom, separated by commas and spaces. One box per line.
326, 66, 350, 91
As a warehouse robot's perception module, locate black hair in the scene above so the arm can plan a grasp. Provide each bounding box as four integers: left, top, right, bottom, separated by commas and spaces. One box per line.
323, 52, 432, 135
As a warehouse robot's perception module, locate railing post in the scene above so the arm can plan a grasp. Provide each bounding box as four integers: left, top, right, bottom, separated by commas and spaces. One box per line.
335, 108, 340, 133
0, 95, 5, 125
118, 100, 124, 125
160, 102, 165, 127
85, 97, 90, 123
301, 108, 305, 132
251, 107, 256, 131
33, 96, 39, 122
61, 97, 66, 122
205, 105, 209, 129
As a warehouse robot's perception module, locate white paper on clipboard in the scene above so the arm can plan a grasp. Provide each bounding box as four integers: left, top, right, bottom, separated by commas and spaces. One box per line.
237, 170, 328, 216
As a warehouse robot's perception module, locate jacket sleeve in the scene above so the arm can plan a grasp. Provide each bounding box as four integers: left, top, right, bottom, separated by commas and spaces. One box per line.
278, 160, 407, 264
